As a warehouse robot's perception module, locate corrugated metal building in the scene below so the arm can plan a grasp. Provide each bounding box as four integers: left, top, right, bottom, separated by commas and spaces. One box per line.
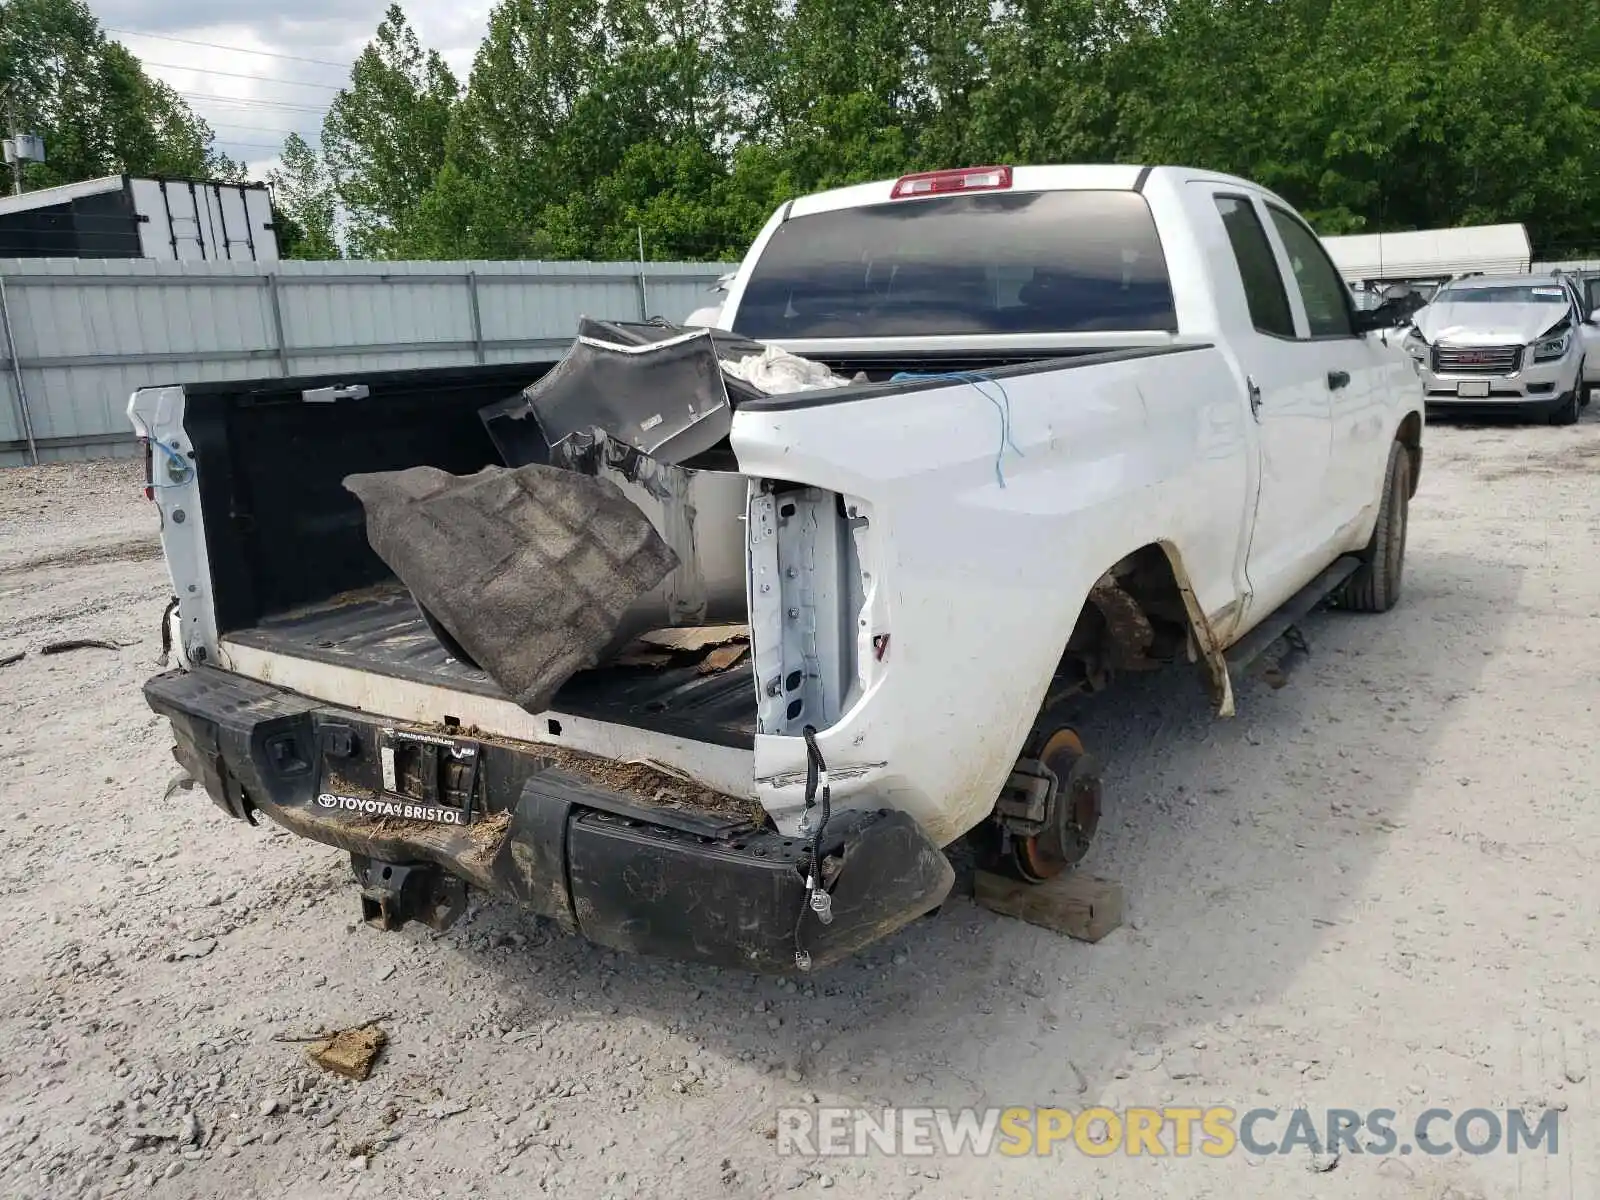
0, 257, 734, 466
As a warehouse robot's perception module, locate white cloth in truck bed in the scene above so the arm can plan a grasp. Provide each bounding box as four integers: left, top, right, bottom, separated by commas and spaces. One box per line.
718, 345, 853, 394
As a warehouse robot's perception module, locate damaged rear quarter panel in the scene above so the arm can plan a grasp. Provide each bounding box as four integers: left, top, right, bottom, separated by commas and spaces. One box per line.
730, 347, 1251, 845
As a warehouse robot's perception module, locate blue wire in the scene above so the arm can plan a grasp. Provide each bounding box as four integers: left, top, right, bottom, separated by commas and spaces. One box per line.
150, 439, 192, 486
889, 370, 1023, 487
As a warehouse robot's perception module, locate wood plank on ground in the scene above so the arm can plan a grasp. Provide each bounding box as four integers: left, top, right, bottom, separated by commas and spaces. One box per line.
973, 870, 1124, 943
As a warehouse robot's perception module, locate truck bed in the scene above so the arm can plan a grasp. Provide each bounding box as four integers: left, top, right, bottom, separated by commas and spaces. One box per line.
221, 583, 757, 750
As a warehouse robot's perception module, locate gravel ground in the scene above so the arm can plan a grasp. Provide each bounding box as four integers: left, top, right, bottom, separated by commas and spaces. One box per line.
2, 417, 1598, 1200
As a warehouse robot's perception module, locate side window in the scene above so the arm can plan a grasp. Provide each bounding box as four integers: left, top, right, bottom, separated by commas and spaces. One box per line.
1266, 205, 1355, 338
1214, 196, 1295, 339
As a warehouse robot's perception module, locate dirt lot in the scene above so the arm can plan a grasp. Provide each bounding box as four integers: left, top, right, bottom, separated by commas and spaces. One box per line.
2, 417, 1598, 1200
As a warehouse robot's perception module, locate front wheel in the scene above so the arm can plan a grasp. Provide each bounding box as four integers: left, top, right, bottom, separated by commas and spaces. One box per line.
1334, 440, 1410, 613
1549, 390, 1580, 426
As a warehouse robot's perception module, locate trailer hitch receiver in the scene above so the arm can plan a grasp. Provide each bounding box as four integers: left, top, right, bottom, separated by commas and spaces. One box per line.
352, 855, 468, 932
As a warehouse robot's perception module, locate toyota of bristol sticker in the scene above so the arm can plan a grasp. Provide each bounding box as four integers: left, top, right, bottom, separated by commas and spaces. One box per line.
316, 792, 470, 826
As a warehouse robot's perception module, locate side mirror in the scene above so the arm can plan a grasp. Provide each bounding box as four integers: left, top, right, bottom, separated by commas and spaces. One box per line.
1589, 308, 1600, 326
1353, 295, 1418, 335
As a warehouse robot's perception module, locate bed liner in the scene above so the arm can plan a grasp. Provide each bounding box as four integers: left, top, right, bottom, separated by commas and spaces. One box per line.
220, 583, 758, 750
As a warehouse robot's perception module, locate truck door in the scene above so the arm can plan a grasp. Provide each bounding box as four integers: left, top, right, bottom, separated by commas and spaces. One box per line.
1572, 276, 1600, 386
1260, 202, 1403, 549
1207, 191, 1337, 623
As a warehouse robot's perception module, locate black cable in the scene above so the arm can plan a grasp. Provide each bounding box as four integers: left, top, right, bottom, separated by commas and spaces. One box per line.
792, 724, 833, 970
108, 27, 354, 69
142, 62, 345, 89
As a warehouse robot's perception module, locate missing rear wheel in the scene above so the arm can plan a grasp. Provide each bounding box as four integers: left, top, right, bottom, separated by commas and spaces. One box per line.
972, 727, 1103, 883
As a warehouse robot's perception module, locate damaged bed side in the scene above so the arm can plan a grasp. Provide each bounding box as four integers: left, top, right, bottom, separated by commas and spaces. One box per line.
135, 319, 954, 973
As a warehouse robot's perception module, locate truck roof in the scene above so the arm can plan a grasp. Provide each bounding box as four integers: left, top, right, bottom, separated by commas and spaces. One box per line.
786, 164, 1278, 218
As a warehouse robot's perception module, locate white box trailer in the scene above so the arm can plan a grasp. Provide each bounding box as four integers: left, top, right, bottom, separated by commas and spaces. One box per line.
0, 174, 279, 261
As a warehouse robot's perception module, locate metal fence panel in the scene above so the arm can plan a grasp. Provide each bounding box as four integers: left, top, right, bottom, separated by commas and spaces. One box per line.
0, 257, 733, 467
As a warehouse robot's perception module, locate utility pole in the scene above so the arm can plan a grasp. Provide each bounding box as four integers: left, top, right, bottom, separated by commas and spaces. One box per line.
2, 82, 17, 195
3, 126, 45, 196
2, 86, 44, 196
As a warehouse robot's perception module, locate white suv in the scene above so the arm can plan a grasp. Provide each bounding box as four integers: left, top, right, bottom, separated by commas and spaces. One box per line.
1405, 274, 1593, 424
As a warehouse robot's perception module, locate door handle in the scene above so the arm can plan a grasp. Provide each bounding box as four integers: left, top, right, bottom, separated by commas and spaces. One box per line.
1327, 370, 1351, 390
1247, 377, 1262, 420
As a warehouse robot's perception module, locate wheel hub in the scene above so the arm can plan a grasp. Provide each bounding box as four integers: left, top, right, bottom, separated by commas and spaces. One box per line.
1000, 728, 1103, 883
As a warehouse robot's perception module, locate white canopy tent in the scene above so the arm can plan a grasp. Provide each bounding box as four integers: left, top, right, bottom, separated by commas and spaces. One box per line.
1322, 224, 1531, 284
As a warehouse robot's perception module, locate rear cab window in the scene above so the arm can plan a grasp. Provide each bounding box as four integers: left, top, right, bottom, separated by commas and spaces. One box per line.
730, 190, 1178, 340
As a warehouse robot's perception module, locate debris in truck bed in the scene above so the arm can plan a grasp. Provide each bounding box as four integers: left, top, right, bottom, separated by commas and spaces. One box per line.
343, 463, 679, 716
307, 1024, 387, 1081
479, 318, 850, 469
502, 326, 741, 464
697, 643, 750, 674
636, 623, 748, 652
611, 624, 750, 672
542, 745, 768, 827
719, 344, 852, 394
613, 648, 677, 669
552, 434, 748, 630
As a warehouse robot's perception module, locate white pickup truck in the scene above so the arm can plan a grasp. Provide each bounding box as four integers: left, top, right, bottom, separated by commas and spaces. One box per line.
131, 164, 1424, 972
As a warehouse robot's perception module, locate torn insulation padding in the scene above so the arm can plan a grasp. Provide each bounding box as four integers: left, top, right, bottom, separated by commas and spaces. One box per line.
343, 464, 679, 715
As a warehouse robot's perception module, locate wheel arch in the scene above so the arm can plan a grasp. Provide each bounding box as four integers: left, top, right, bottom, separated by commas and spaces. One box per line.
1043, 540, 1235, 724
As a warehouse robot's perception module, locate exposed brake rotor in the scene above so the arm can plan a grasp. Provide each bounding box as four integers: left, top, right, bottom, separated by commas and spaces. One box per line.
986, 727, 1103, 884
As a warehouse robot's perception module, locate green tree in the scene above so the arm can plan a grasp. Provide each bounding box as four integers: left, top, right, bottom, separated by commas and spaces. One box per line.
0, 0, 234, 191
283, 0, 1600, 262
319, 4, 459, 258
267, 133, 339, 259
399, 0, 603, 258
1118, 0, 1600, 242
963, 0, 1135, 167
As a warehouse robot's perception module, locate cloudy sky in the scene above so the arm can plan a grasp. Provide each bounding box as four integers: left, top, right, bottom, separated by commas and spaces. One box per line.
91, 0, 489, 174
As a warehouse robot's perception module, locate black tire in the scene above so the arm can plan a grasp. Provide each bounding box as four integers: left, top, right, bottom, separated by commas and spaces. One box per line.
1335, 440, 1410, 613
1549, 390, 1580, 425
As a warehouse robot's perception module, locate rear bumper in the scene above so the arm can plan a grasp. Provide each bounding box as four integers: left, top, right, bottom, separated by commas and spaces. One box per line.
144, 667, 953, 973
